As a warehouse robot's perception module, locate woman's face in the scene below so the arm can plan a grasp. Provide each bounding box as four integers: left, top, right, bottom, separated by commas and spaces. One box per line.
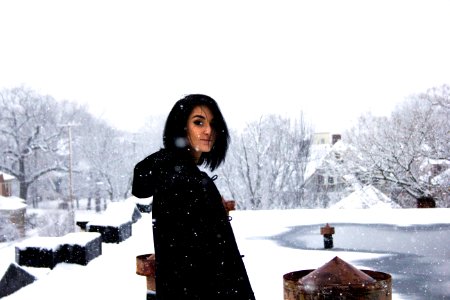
186, 105, 215, 159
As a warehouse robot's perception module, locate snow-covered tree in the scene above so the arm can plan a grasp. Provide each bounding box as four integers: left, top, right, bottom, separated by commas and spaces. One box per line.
0, 86, 141, 208
74, 113, 165, 206
345, 85, 450, 207
0, 86, 82, 203
218, 114, 312, 209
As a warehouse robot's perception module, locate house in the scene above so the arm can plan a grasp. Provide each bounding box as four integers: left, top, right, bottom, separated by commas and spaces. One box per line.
0, 173, 26, 241
0, 196, 27, 242
312, 132, 341, 145
0, 172, 15, 197
303, 133, 355, 207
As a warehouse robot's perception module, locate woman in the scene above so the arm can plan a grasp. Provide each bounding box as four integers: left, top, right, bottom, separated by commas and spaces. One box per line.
132, 94, 256, 300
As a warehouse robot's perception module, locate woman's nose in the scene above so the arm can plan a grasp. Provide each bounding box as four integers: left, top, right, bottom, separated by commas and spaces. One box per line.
204, 124, 212, 135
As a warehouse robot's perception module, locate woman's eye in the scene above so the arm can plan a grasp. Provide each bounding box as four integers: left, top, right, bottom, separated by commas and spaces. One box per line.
193, 120, 203, 126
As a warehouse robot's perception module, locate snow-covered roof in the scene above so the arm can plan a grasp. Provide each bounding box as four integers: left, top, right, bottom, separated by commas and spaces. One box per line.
432, 168, 450, 185
331, 139, 347, 152
422, 158, 450, 166
2, 208, 450, 299
0, 172, 15, 181
0, 196, 27, 210
61, 232, 102, 246
304, 144, 332, 180
87, 201, 139, 227
14, 233, 103, 252
304, 140, 350, 181
331, 185, 401, 209
15, 236, 61, 251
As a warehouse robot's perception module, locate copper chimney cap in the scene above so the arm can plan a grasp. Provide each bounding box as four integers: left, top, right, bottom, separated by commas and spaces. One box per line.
299, 256, 376, 287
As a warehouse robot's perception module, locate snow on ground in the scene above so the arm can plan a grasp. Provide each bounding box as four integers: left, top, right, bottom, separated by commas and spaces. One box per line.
330, 185, 401, 209
1, 208, 450, 300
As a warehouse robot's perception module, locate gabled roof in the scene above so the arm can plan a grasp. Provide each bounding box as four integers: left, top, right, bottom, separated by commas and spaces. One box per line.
0, 195, 27, 210
432, 168, 450, 185
304, 140, 350, 181
0, 172, 15, 181
304, 143, 331, 180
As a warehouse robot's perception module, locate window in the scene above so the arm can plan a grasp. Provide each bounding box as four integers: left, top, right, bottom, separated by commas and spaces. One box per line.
317, 175, 324, 185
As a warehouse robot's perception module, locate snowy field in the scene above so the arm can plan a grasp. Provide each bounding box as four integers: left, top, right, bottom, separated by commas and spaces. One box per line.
1, 207, 449, 300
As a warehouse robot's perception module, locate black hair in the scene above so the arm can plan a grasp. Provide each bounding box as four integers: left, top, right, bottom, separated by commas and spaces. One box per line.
163, 94, 230, 171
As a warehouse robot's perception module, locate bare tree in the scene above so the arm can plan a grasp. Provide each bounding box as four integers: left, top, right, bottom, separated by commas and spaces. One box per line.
218, 114, 312, 209
0, 86, 169, 208
73, 113, 165, 205
0, 87, 78, 203
74, 118, 127, 204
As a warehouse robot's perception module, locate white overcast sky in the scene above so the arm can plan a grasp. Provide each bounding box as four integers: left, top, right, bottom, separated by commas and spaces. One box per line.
1, 0, 449, 133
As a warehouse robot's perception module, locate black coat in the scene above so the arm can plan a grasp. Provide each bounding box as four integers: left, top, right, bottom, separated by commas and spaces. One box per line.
132, 149, 256, 300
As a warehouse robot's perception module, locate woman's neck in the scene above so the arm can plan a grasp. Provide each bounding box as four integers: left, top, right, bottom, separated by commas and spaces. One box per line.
189, 149, 201, 163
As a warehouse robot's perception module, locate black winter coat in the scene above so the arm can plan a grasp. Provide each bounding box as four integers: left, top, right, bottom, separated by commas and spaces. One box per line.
132, 149, 256, 300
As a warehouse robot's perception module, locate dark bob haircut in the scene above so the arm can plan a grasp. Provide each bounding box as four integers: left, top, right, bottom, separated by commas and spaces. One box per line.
163, 94, 230, 171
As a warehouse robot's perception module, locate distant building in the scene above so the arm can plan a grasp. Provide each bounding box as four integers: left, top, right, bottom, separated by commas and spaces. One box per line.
0, 172, 25, 241
0, 196, 27, 241
312, 132, 342, 145
304, 134, 352, 207
0, 172, 15, 197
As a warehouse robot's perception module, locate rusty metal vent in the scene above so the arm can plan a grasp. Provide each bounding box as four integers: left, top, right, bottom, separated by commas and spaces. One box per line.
284, 256, 392, 299
299, 256, 376, 287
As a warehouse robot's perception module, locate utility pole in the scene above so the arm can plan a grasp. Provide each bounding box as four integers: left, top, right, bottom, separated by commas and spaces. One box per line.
68, 124, 74, 209
59, 123, 79, 232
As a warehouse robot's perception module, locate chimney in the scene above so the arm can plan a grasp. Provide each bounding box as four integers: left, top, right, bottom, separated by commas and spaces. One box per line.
332, 134, 341, 145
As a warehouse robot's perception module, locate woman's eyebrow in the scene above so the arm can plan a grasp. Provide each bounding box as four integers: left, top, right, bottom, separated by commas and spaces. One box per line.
191, 114, 206, 119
